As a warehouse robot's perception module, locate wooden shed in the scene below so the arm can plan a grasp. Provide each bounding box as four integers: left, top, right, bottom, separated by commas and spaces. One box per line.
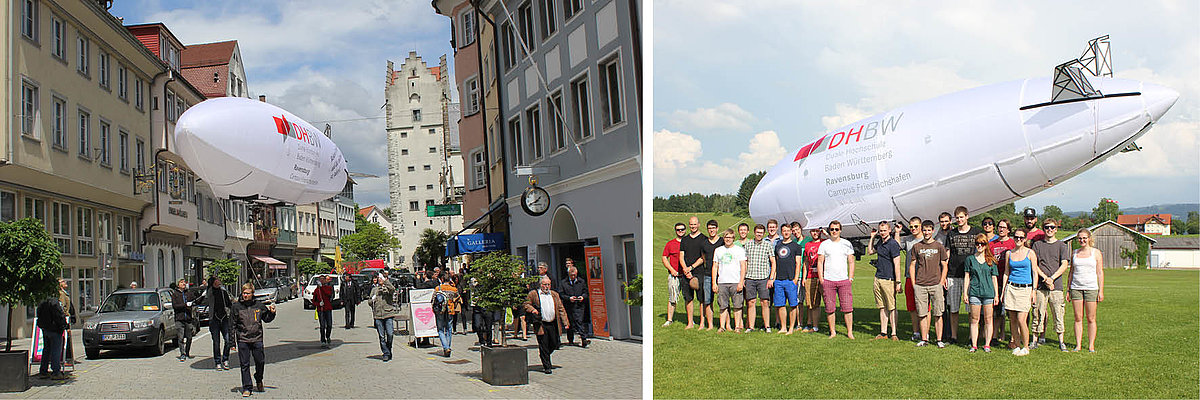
1062, 220, 1157, 269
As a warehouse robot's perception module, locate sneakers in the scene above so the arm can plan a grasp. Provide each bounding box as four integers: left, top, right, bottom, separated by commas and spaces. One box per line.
1038, 337, 1047, 344
50, 372, 69, 380
1060, 342, 1069, 352
936, 341, 946, 348
765, 327, 772, 333
1012, 347, 1020, 355
224, 362, 232, 370
1013, 347, 1029, 356
242, 390, 251, 397
916, 340, 928, 347
969, 346, 977, 353
744, 328, 754, 333
662, 320, 673, 327
1029, 340, 1040, 350
910, 332, 920, 342
983, 346, 992, 353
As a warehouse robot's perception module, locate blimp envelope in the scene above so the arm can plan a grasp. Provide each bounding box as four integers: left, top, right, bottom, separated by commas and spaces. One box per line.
174, 97, 348, 205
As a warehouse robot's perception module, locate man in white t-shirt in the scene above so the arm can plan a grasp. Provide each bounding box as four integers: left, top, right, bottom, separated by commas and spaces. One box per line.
818, 220, 857, 339
713, 229, 747, 333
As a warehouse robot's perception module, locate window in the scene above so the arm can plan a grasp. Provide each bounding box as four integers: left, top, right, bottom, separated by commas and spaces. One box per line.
401, 149, 408, 155
177, 99, 185, 118
459, 9, 477, 47
21, 0, 37, 41
598, 54, 625, 129
77, 268, 95, 311
470, 149, 486, 190
76, 207, 93, 256
52, 97, 66, 149
570, 75, 593, 139
400, 132, 408, 138
51, 16, 66, 59
118, 131, 129, 172
197, 193, 205, 220
118, 65, 128, 100
429, 128, 436, 135
165, 90, 176, 121
99, 52, 110, 89
425, 200, 435, 208
549, 91, 566, 151
78, 109, 91, 159
518, 2, 536, 52
539, 0, 557, 40
409, 185, 416, 191
409, 201, 419, 211
501, 21, 518, 70
21, 80, 37, 137
98, 121, 110, 166
157, 160, 167, 193
412, 109, 421, 122
77, 36, 89, 75
563, 0, 583, 20
526, 105, 543, 160
407, 166, 415, 172
0, 192, 14, 223
135, 139, 146, 172
135, 79, 144, 110
509, 117, 524, 165
118, 215, 132, 257
423, 165, 431, 171
97, 212, 112, 257
426, 184, 434, 190
429, 147, 437, 153
52, 202, 71, 254
463, 77, 480, 115
157, 250, 165, 286
24, 197, 45, 224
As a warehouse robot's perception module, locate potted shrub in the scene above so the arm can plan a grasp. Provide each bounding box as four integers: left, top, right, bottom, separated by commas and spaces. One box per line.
0, 218, 63, 392
463, 252, 536, 386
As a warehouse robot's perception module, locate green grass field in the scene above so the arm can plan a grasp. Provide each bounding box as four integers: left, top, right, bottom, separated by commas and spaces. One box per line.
652, 212, 1200, 398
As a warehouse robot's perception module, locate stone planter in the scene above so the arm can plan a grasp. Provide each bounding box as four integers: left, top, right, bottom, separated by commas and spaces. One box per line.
0, 350, 29, 392
480, 345, 528, 386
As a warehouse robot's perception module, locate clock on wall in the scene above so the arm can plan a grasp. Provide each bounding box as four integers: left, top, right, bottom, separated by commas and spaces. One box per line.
521, 176, 550, 216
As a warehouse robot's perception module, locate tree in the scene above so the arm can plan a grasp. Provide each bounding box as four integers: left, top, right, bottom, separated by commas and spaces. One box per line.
1042, 205, 1065, 223
1092, 198, 1122, 223
298, 258, 329, 277
1188, 211, 1199, 235
381, 207, 394, 220
462, 252, 537, 346
339, 219, 399, 261
734, 171, 765, 214
413, 229, 450, 271
0, 218, 63, 351
206, 259, 240, 289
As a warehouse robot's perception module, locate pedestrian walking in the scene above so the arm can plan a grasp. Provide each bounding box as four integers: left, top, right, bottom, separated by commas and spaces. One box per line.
559, 261, 591, 347
341, 273, 360, 328
195, 276, 234, 370
313, 275, 335, 348
524, 276, 569, 374
369, 273, 402, 361
232, 283, 276, 397
433, 273, 461, 357
169, 279, 194, 361
35, 284, 70, 380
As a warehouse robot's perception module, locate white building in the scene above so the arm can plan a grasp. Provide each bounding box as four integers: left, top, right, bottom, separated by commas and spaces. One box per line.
385, 52, 464, 270
359, 205, 400, 267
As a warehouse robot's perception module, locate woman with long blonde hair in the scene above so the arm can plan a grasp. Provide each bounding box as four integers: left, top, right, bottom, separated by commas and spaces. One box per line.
1068, 228, 1104, 352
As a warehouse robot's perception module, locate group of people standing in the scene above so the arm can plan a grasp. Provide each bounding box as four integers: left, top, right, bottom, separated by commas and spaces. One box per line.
661, 206, 1106, 355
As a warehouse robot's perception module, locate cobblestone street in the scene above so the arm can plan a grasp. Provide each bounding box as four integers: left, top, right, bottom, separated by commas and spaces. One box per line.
1, 298, 641, 399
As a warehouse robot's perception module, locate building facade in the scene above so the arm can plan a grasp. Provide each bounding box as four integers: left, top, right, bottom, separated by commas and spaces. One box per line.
385, 52, 464, 270
1117, 214, 1172, 235
359, 205, 400, 267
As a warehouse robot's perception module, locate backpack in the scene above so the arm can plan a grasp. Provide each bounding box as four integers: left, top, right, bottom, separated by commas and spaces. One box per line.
432, 289, 460, 315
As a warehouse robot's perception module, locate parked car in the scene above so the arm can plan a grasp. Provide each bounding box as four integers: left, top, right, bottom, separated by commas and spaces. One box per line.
302, 274, 342, 309
256, 278, 293, 302
252, 280, 281, 304
82, 288, 181, 359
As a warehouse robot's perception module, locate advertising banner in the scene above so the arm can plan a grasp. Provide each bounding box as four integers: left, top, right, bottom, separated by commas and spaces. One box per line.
584, 246, 609, 338
27, 320, 66, 364
409, 289, 438, 338
457, 233, 506, 254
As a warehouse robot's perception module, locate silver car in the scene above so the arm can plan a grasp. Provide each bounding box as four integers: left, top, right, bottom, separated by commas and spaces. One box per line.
82, 288, 180, 359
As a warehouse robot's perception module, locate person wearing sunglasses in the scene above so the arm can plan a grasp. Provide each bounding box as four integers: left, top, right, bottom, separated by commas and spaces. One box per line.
713, 229, 748, 333
986, 219, 1016, 346
909, 220, 949, 347
769, 224, 801, 334
231, 283, 276, 397
661, 222, 686, 327
1068, 228, 1105, 352
702, 220, 723, 330
744, 224, 776, 333
981, 217, 999, 242
899, 216, 925, 341
1000, 228, 1039, 356
1030, 219, 1071, 351
817, 220, 856, 339
678, 216, 708, 330
963, 233, 999, 353
801, 227, 825, 333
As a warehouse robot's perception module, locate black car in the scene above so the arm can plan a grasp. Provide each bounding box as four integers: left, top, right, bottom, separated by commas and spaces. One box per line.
184, 286, 210, 329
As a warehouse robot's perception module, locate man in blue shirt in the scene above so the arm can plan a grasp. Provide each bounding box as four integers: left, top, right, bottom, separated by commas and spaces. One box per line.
867, 221, 903, 340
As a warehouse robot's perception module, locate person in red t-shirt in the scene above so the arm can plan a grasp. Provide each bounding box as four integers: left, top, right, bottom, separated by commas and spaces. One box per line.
987, 219, 1016, 346
661, 222, 685, 327
1023, 208, 1046, 243
801, 228, 824, 333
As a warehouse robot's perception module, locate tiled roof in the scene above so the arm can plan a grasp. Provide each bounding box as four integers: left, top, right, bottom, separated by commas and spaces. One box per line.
182, 40, 237, 68
1153, 236, 1200, 250
358, 205, 376, 218
1117, 214, 1173, 225
180, 64, 229, 98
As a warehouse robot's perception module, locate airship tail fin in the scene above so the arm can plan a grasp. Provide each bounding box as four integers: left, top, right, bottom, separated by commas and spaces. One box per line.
1051, 35, 1112, 102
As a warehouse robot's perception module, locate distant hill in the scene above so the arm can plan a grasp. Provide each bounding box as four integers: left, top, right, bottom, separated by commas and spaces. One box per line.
1065, 203, 1199, 219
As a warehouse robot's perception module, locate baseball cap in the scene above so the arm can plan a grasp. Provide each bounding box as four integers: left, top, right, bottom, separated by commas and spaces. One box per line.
1023, 207, 1037, 218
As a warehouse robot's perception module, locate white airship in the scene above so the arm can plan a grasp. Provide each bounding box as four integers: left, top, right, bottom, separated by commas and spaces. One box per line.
174, 97, 348, 205
749, 36, 1180, 240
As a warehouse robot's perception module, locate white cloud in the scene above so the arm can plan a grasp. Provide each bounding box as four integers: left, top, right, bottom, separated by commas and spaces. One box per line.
666, 103, 757, 133
656, 130, 786, 195
1098, 120, 1200, 178
652, 129, 702, 170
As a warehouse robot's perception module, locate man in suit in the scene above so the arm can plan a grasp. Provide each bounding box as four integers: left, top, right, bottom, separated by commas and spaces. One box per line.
524, 276, 569, 374
558, 261, 590, 347
341, 273, 360, 328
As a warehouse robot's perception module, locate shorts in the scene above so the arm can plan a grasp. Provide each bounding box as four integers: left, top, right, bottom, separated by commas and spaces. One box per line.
945, 277, 964, 313
1004, 284, 1033, 312
682, 276, 714, 305
873, 278, 897, 311
743, 279, 771, 301
716, 283, 744, 311
968, 296, 994, 306
904, 278, 918, 312
913, 284, 945, 317
666, 275, 681, 304
1069, 288, 1099, 302
821, 279, 853, 314
772, 280, 799, 307
803, 278, 822, 308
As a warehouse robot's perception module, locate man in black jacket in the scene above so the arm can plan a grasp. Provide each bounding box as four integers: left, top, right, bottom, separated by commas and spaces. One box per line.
559, 261, 591, 347
169, 279, 194, 361
341, 273, 359, 328
35, 295, 70, 380
194, 276, 234, 370
232, 283, 276, 397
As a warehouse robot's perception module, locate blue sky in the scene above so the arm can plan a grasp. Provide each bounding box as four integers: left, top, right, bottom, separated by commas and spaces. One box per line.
651, 0, 1200, 213
110, 0, 456, 210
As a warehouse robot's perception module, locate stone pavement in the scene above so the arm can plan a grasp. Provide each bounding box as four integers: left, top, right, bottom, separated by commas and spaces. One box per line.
1, 297, 641, 399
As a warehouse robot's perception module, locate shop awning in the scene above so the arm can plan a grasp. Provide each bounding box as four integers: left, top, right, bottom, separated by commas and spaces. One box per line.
446, 233, 506, 257
253, 256, 287, 270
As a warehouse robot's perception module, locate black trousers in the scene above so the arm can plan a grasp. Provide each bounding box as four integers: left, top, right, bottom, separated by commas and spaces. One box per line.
564, 303, 590, 343
536, 321, 561, 370
210, 317, 232, 364
177, 321, 193, 357
317, 310, 333, 343
473, 307, 496, 345
236, 341, 265, 391
344, 302, 356, 327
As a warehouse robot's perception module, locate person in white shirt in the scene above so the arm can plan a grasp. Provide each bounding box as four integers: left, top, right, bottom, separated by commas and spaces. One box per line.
713, 229, 747, 333
818, 220, 857, 339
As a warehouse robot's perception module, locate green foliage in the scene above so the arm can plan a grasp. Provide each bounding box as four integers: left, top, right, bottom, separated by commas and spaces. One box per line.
298, 258, 329, 277
1119, 235, 1151, 268
206, 258, 241, 287
1093, 197, 1122, 223
1042, 204, 1065, 222
622, 274, 642, 306
381, 207, 394, 220
735, 171, 766, 213
0, 218, 63, 351
413, 229, 450, 271
463, 252, 537, 312
653, 193, 740, 214
1187, 211, 1200, 234
339, 219, 399, 261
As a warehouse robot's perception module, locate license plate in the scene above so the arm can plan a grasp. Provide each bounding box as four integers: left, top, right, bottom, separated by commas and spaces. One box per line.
102, 333, 126, 341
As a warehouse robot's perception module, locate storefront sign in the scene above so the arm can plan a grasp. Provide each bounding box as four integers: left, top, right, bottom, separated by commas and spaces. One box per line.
409, 289, 438, 338
167, 207, 188, 218
584, 246, 609, 338
457, 233, 505, 254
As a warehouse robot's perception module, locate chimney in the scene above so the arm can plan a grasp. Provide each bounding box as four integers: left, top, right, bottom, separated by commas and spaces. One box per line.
258, 95, 266, 102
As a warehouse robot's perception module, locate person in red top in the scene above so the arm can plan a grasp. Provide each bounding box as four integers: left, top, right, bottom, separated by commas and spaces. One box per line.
661, 222, 685, 327
313, 275, 335, 348
1023, 208, 1046, 242
987, 219, 1016, 347
801, 227, 824, 333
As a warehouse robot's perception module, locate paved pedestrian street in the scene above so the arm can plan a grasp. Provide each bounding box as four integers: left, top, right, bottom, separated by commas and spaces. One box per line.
2, 299, 641, 399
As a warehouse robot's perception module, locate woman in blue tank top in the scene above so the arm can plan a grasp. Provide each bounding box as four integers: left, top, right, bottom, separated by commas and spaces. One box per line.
1000, 228, 1038, 356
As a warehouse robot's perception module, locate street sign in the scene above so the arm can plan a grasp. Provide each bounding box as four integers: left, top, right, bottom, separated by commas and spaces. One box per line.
426, 204, 462, 217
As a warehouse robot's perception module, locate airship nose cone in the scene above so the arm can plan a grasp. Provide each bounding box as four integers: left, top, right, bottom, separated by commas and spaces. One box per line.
1141, 82, 1179, 122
